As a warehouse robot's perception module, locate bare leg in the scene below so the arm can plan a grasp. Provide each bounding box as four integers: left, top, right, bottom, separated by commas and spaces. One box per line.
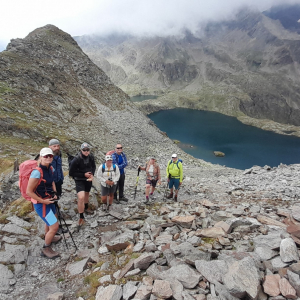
145, 184, 151, 197
109, 193, 114, 205
45, 222, 59, 245
77, 191, 86, 214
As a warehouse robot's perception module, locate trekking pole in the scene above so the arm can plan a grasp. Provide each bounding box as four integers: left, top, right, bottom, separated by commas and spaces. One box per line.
55, 201, 78, 250
133, 167, 141, 200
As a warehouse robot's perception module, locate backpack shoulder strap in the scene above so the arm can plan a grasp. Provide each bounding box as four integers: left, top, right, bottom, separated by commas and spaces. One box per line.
113, 164, 116, 172
102, 163, 105, 173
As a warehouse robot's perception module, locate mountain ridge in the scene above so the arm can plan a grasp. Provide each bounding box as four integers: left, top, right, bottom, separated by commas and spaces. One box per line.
75, 6, 300, 133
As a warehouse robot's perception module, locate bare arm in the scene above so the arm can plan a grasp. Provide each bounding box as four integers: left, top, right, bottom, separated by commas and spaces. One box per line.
26, 178, 55, 205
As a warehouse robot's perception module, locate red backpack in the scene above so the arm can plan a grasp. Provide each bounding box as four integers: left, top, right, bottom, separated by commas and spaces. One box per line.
106, 150, 116, 156
18, 160, 50, 201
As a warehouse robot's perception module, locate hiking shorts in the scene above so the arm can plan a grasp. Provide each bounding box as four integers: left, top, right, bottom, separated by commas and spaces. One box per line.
146, 178, 158, 187
75, 180, 93, 193
33, 203, 57, 226
169, 178, 180, 190
101, 185, 117, 196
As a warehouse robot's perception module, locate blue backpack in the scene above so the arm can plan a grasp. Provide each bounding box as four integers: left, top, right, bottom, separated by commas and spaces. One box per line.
102, 163, 116, 173
169, 159, 183, 169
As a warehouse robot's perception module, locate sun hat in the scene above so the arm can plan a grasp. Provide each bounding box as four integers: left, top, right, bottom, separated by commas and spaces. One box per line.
40, 148, 54, 157
105, 155, 113, 161
171, 153, 177, 158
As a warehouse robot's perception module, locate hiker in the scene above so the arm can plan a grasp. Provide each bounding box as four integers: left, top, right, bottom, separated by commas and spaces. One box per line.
112, 143, 128, 202
96, 154, 120, 210
166, 153, 183, 201
48, 139, 64, 197
139, 156, 161, 202
26, 147, 61, 259
69, 142, 96, 231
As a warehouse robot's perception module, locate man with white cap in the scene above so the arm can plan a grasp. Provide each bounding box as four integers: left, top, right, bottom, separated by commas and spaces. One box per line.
48, 139, 64, 198
69, 142, 96, 231
166, 153, 183, 201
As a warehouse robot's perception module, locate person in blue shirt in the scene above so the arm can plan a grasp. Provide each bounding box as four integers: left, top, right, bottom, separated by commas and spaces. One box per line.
112, 143, 128, 202
48, 139, 64, 197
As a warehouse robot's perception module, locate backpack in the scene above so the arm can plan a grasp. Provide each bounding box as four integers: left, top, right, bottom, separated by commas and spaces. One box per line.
106, 150, 116, 156
67, 153, 77, 170
169, 159, 183, 169
18, 160, 53, 201
102, 163, 116, 173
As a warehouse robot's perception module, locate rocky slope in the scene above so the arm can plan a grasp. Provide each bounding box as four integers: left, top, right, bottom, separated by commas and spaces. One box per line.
75, 6, 300, 133
0, 162, 300, 299
0, 24, 214, 176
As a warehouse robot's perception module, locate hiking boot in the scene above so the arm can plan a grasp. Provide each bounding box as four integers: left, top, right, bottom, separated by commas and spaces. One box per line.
145, 197, 149, 203
51, 235, 62, 244
119, 197, 128, 202
85, 208, 94, 215
166, 193, 173, 199
76, 218, 85, 232
41, 246, 60, 259
174, 195, 178, 202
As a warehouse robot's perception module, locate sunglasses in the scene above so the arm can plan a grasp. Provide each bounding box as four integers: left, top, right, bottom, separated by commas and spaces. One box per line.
43, 154, 53, 159
82, 148, 90, 152
116, 147, 122, 149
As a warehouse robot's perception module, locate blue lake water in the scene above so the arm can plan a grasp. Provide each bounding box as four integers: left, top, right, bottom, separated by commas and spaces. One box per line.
130, 95, 158, 102
148, 108, 300, 170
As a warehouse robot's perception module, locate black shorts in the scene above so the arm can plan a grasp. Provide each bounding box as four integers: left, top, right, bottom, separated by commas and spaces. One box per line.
146, 178, 158, 187
75, 180, 92, 193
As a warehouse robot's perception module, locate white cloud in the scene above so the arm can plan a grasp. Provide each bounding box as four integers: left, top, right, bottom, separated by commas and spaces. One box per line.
0, 0, 299, 47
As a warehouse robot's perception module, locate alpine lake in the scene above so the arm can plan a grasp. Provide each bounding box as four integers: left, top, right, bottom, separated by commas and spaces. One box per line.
148, 108, 300, 170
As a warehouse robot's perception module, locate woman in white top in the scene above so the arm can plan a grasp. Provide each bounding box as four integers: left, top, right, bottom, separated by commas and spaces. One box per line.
97, 155, 120, 210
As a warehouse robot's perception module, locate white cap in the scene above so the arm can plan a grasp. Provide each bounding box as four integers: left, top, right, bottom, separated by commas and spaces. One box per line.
105, 155, 113, 161
171, 153, 177, 158
40, 148, 53, 157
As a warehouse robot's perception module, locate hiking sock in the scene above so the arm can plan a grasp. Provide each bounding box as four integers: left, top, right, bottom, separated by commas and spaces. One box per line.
43, 243, 51, 248
146, 196, 149, 201
84, 203, 88, 210
150, 193, 153, 196
79, 213, 85, 219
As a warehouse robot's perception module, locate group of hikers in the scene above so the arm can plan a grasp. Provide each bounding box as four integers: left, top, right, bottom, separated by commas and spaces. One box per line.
25, 139, 183, 258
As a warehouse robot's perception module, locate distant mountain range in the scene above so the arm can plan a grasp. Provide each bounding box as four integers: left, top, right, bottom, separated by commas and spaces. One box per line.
75, 4, 300, 127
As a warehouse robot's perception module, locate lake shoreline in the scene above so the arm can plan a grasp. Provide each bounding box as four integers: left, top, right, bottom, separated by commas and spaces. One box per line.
133, 95, 300, 138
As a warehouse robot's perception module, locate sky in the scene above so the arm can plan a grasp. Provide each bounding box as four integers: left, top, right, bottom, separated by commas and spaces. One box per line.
0, 0, 299, 51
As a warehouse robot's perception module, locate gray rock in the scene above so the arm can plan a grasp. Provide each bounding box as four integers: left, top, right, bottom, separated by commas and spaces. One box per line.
0, 264, 14, 293
125, 268, 141, 277
280, 238, 299, 263
46, 292, 64, 300
223, 257, 260, 299
253, 232, 283, 250
270, 256, 289, 272
254, 246, 278, 261
95, 285, 122, 300
152, 280, 173, 299
292, 205, 300, 222
160, 264, 202, 288
106, 230, 135, 252
7, 216, 31, 228
123, 282, 138, 300
1, 224, 30, 235
134, 253, 157, 270
195, 260, 228, 284
287, 270, 300, 297
66, 257, 90, 276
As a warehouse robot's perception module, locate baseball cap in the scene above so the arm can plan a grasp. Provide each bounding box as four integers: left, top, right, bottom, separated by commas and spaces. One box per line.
40, 148, 53, 157
105, 155, 113, 161
171, 153, 177, 158
81, 142, 91, 150
49, 139, 60, 146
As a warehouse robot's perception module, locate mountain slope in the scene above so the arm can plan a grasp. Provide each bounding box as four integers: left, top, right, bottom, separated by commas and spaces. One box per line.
0, 25, 209, 173
75, 7, 300, 128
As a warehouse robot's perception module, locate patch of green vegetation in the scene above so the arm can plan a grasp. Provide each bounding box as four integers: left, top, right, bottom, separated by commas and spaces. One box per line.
7, 265, 14, 272
0, 82, 14, 95
201, 237, 216, 244
0, 213, 9, 224
57, 277, 65, 283
10, 198, 34, 219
